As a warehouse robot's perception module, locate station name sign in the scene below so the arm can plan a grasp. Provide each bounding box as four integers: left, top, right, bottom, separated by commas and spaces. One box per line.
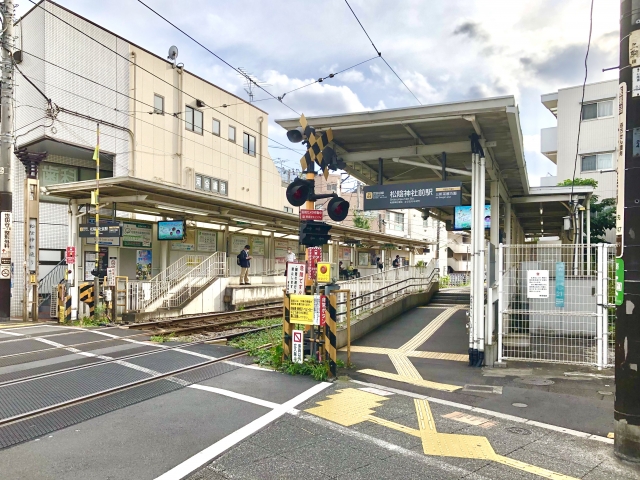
79, 221, 122, 238
363, 180, 462, 210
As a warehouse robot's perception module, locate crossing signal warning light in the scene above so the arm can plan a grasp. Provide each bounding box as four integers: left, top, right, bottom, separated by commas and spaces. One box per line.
286, 178, 313, 207
327, 197, 350, 222
299, 220, 332, 247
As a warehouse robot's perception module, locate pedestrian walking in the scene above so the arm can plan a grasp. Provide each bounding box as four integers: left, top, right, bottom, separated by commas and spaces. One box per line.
237, 244, 252, 285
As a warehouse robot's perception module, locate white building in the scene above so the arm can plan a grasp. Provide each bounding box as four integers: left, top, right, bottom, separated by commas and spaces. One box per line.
540, 80, 617, 199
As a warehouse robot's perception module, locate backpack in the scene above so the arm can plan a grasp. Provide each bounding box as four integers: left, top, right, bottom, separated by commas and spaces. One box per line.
237, 253, 241, 266
392, 259, 399, 268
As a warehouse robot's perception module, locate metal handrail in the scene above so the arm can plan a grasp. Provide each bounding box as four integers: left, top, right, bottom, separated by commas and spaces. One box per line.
163, 252, 226, 308
38, 259, 67, 306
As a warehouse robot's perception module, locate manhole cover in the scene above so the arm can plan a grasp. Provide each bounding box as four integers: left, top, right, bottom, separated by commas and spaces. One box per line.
598, 391, 614, 396
505, 427, 532, 435
515, 377, 554, 386
512, 402, 528, 408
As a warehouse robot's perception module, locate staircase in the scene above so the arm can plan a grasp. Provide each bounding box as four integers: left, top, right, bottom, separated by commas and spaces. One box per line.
38, 259, 67, 318
126, 252, 226, 319
430, 289, 471, 306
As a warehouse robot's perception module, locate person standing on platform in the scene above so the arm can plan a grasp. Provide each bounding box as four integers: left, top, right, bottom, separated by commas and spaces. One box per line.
285, 247, 296, 275
376, 257, 383, 272
392, 254, 401, 279
238, 244, 252, 285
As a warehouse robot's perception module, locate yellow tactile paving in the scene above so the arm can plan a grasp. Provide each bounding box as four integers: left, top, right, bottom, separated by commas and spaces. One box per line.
399, 306, 462, 352
342, 345, 468, 362
0, 323, 44, 329
357, 368, 462, 392
306, 389, 579, 480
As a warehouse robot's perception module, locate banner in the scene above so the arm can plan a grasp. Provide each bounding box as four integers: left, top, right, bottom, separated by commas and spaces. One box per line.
555, 262, 565, 308
363, 180, 462, 210
136, 249, 152, 280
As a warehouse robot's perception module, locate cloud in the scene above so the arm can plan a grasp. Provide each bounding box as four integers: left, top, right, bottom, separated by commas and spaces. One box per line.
453, 21, 488, 41
340, 70, 365, 83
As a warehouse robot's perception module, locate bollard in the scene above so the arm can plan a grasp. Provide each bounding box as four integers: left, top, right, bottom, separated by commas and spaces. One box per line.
282, 291, 292, 361
325, 294, 338, 377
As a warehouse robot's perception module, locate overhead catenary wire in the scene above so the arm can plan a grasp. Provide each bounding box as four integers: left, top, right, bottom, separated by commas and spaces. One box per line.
136, 0, 301, 116
569, 0, 595, 209
23, 0, 302, 156
343, 0, 422, 106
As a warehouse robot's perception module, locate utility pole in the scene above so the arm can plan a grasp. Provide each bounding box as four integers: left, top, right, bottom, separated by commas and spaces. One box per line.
0, 0, 15, 321
616, 0, 640, 462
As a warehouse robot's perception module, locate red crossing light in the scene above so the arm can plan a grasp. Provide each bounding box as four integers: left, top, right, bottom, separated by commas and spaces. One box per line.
327, 197, 350, 222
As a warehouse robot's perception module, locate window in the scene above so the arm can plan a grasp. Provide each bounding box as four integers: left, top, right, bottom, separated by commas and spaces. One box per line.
185, 106, 203, 134
196, 173, 227, 195
228, 125, 236, 143
581, 152, 613, 172
153, 94, 164, 115
284, 206, 294, 213
581, 100, 614, 120
243, 132, 256, 156
212, 118, 220, 136
326, 183, 338, 192
385, 211, 404, 231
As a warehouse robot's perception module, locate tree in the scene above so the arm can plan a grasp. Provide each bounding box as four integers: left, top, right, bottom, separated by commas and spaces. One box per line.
557, 178, 615, 243
353, 211, 370, 230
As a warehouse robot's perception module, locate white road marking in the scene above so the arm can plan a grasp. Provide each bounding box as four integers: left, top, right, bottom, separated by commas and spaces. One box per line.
187, 384, 280, 410
0, 330, 24, 336
155, 382, 332, 480
350, 379, 613, 444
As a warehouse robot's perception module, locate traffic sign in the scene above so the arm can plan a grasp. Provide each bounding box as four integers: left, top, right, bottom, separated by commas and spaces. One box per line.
290, 295, 315, 325
292, 330, 303, 364
300, 221, 332, 247
307, 247, 323, 279
286, 262, 306, 295
300, 209, 323, 221
106, 267, 116, 287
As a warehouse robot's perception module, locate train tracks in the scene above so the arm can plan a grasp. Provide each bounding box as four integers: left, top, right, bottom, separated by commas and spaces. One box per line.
128, 305, 283, 337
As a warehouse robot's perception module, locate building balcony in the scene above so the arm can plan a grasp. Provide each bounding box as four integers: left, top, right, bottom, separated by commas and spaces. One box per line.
541, 127, 557, 164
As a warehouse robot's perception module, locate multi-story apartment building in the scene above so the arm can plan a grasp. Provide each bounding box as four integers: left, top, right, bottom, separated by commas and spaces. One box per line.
11, 1, 285, 316
540, 80, 617, 200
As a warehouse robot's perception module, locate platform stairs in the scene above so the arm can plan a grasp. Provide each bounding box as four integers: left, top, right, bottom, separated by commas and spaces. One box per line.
429, 289, 471, 306
38, 259, 67, 318
127, 252, 225, 318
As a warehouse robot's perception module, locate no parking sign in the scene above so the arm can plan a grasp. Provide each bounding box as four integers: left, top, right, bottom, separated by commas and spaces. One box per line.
292, 330, 303, 364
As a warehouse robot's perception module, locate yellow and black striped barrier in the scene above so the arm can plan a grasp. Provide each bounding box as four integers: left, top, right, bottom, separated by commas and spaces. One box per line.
64, 294, 72, 322
79, 282, 95, 318
325, 294, 338, 377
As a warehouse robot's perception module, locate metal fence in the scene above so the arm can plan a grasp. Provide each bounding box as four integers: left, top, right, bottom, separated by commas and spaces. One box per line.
440, 273, 470, 288
334, 261, 439, 324
498, 243, 616, 368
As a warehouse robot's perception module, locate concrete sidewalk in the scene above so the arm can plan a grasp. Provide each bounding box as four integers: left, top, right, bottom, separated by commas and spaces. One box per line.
188, 379, 638, 480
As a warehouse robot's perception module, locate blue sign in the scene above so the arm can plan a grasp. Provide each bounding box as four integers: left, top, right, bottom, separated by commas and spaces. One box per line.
555, 262, 565, 308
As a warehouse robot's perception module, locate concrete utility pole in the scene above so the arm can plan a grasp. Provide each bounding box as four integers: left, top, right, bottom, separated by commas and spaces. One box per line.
616, 0, 640, 462
0, 0, 14, 320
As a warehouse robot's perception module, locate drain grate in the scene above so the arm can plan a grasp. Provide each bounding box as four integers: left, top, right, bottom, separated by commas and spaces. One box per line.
515, 377, 554, 386
462, 384, 503, 394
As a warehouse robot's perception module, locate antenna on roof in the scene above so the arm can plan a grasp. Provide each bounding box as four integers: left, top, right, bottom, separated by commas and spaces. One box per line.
167, 45, 179, 66
237, 67, 270, 102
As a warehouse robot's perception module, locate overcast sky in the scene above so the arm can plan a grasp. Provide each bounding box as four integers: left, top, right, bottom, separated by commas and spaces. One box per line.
19, 0, 619, 186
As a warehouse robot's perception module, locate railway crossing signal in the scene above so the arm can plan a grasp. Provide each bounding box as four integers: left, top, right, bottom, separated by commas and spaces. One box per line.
285, 178, 313, 207
299, 220, 332, 247
327, 197, 350, 222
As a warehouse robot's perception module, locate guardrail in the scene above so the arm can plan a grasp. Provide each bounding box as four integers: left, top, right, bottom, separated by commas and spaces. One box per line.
335, 261, 439, 321
163, 252, 226, 308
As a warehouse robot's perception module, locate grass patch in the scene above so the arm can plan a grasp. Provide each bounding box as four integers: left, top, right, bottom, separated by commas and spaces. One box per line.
62, 316, 107, 328
150, 333, 176, 343
228, 324, 345, 382
237, 317, 283, 328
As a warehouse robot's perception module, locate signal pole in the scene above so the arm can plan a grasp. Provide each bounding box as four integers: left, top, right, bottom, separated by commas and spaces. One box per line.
0, 0, 15, 320
615, 0, 640, 462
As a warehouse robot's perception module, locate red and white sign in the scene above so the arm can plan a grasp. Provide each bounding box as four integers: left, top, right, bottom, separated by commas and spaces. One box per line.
286, 262, 306, 295
292, 330, 303, 364
307, 247, 323, 280
65, 246, 76, 265
299, 209, 323, 221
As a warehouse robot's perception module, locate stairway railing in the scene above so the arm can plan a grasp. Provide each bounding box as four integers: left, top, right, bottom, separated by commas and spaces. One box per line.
38, 259, 67, 307
163, 252, 226, 308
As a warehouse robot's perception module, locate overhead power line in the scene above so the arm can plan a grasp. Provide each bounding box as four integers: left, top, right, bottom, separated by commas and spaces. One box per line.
569, 0, 595, 207
24, 0, 301, 155
343, 0, 422, 105
136, 0, 301, 116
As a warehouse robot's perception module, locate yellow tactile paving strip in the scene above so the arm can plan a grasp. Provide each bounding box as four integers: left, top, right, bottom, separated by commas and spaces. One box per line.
306, 389, 579, 480
342, 305, 466, 391
0, 323, 52, 329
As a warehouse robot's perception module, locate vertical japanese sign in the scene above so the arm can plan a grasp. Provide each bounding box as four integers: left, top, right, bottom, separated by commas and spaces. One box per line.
617, 82, 627, 258
28, 219, 37, 273
286, 262, 306, 295
66, 246, 76, 265
106, 267, 116, 287
0, 211, 11, 279
527, 270, 549, 299
555, 262, 565, 308
313, 294, 326, 327
307, 247, 322, 280
615, 258, 624, 306
292, 330, 303, 364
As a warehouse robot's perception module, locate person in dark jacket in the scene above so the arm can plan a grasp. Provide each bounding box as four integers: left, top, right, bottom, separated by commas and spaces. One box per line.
238, 244, 252, 285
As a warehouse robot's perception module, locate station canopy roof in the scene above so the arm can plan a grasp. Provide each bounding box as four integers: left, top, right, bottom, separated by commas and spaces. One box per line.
41, 176, 432, 250
276, 96, 593, 236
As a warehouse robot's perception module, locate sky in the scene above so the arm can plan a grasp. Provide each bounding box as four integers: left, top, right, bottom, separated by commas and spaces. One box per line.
18, 0, 620, 186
